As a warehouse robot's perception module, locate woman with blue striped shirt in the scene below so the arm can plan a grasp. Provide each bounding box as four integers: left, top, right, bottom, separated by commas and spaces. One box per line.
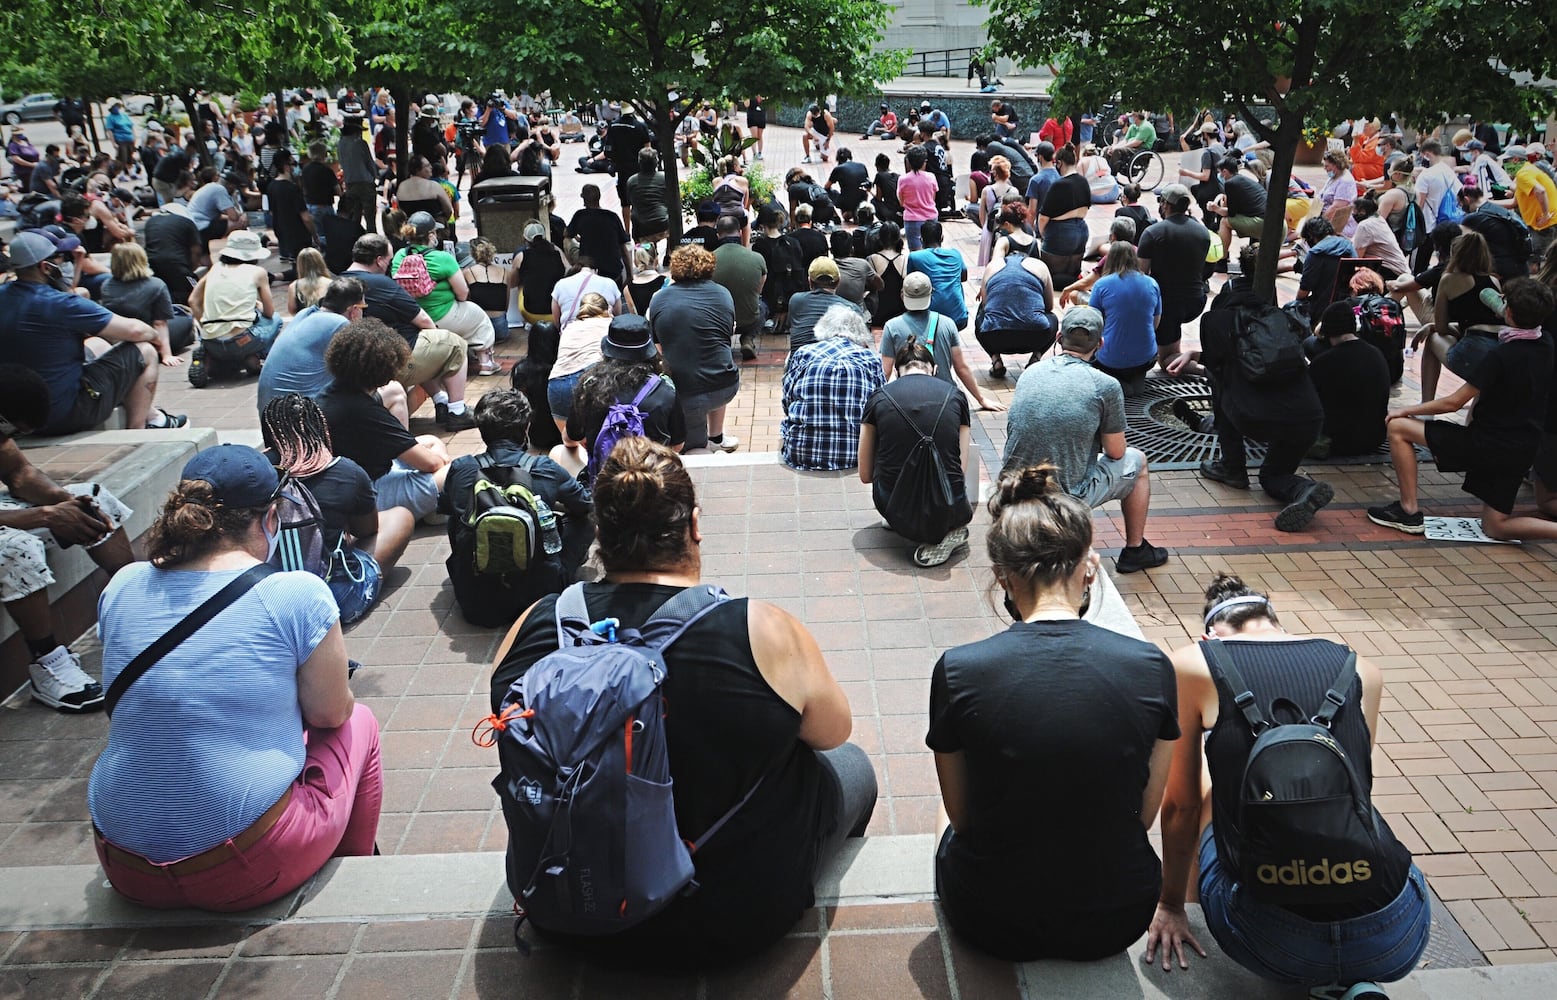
88, 445, 381, 911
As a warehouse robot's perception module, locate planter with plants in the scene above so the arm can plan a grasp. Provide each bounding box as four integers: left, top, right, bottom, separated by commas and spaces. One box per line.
678, 122, 775, 221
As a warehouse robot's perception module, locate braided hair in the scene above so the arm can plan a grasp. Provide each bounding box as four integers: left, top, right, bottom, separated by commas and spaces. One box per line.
260, 393, 335, 478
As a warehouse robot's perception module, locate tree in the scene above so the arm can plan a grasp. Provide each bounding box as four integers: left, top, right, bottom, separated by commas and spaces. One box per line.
981, 0, 1557, 296
480, 0, 904, 241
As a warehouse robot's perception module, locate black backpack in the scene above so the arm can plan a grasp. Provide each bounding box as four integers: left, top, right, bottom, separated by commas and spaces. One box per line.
447, 456, 566, 628
879, 385, 962, 544
1231, 303, 1308, 384
1353, 294, 1406, 383
1202, 641, 1388, 906
759, 233, 806, 304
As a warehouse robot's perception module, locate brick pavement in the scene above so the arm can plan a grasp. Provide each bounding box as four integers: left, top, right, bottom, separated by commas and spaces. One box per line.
6, 119, 1557, 990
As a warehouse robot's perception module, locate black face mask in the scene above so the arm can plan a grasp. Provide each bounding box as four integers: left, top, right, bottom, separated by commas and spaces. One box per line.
1004, 593, 1021, 622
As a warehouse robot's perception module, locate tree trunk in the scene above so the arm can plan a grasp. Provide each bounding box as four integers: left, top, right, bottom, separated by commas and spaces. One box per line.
1253, 115, 1305, 302
655, 107, 683, 243
86, 102, 104, 155
392, 85, 412, 182
181, 91, 208, 168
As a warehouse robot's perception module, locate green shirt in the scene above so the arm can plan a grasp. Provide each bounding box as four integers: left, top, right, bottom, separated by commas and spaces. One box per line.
389, 246, 460, 322
1126, 122, 1157, 148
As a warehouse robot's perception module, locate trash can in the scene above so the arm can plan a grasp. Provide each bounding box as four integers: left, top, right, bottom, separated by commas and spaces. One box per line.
471, 176, 551, 252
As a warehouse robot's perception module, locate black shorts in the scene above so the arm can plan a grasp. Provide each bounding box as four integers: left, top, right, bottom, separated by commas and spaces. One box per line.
1156, 293, 1208, 347
45, 341, 146, 435
1424, 420, 1528, 516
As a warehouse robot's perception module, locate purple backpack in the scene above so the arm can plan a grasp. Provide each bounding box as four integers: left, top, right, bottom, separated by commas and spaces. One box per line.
589, 376, 661, 480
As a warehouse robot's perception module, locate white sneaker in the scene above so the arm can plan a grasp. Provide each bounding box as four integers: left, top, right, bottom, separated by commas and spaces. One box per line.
29, 648, 105, 712
913, 526, 970, 567
711, 434, 740, 453
801, 156, 813, 164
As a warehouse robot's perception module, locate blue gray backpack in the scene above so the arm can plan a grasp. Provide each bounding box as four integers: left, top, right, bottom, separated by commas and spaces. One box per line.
485, 583, 762, 948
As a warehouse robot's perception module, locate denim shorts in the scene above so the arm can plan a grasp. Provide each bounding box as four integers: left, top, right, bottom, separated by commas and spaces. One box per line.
327, 547, 382, 625
375, 461, 441, 520
1197, 824, 1431, 986
547, 370, 585, 421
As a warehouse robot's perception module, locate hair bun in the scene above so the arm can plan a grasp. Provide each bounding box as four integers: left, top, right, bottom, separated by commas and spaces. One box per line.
996, 464, 1062, 506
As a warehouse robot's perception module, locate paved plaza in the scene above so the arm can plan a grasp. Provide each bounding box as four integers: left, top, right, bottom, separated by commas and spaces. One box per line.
3, 120, 1557, 997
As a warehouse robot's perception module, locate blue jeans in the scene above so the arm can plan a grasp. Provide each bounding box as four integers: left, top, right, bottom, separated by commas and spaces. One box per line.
1197, 825, 1431, 986
546, 370, 585, 421
327, 546, 382, 625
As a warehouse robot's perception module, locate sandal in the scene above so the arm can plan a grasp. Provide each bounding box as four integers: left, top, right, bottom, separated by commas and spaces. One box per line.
989, 357, 1006, 378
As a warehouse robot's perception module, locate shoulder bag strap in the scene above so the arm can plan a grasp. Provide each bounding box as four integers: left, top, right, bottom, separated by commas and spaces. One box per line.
553, 581, 593, 647
628, 375, 660, 408
1199, 639, 1271, 735
1313, 650, 1359, 729
564, 269, 594, 328
104, 564, 277, 717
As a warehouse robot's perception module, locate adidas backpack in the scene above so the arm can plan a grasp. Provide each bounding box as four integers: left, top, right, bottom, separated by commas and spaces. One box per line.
393, 249, 436, 298
1201, 641, 1388, 906
267, 479, 328, 579
482, 583, 762, 943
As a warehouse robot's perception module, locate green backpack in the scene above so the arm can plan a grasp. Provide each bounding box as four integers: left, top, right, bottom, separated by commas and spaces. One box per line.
465, 457, 543, 576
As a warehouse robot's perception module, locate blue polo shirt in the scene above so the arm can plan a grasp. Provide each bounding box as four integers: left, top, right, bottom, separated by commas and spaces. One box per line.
256, 306, 349, 413
484, 100, 513, 146
0, 280, 114, 427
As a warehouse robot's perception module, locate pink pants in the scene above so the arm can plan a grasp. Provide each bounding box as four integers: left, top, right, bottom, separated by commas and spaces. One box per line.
96, 703, 383, 912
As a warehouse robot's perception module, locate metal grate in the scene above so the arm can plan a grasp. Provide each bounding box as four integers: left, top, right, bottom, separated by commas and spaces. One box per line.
1126, 375, 1405, 471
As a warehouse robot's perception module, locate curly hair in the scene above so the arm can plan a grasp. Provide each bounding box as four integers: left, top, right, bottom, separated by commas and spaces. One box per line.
325, 318, 411, 392
146, 480, 266, 568
571, 357, 666, 443
669, 245, 716, 283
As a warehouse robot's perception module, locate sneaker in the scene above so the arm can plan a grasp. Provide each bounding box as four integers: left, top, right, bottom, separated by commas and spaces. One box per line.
187, 345, 209, 387
442, 409, 477, 432
29, 649, 105, 713
1115, 539, 1170, 574
1367, 500, 1425, 534
739, 337, 758, 360
710, 434, 740, 453
1275, 480, 1335, 533
914, 525, 970, 567
475, 350, 503, 376
147, 408, 188, 429
1199, 459, 1250, 490
801, 156, 813, 164
434, 401, 449, 426
1310, 985, 1389, 1000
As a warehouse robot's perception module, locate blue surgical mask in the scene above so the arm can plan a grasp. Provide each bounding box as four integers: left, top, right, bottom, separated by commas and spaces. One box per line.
263, 511, 280, 563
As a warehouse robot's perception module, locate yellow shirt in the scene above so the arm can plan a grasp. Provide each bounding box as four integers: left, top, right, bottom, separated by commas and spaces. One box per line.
1514, 166, 1557, 231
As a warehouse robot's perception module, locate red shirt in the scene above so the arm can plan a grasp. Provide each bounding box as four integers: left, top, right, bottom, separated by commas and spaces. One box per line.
1038, 118, 1073, 149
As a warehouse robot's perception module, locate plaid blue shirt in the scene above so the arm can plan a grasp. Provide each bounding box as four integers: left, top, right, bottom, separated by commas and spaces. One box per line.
781, 338, 885, 471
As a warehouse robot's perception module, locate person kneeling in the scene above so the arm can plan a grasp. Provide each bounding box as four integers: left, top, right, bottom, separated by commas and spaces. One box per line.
931, 465, 1178, 960
89, 445, 380, 912
1147, 574, 1428, 999
1369, 278, 1557, 541
780, 306, 885, 472
442, 389, 592, 627
859, 340, 973, 566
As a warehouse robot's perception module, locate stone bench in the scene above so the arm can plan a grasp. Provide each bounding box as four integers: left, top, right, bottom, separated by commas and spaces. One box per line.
1, 427, 216, 700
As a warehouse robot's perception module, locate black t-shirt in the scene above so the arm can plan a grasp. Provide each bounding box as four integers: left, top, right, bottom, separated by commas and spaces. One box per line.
516, 241, 566, 315
605, 119, 650, 173
827, 161, 870, 207
100, 277, 174, 325
1223, 173, 1266, 218
152, 145, 188, 183
680, 225, 717, 251
564, 373, 687, 456
626, 171, 669, 227
300, 161, 337, 205
1308, 338, 1391, 455
1040, 173, 1091, 219
352, 270, 423, 349
861, 374, 970, 512
298, 457, 377, 549
1115, 203, 1154, 234
493, 582, 831, 965
1465, 333, 1554, 463
143, 211, 200, 268
792, 228, 830, 269
318, 384, 418, 480
266, 177, 313, 260
927, 620, 1179, 937
566, 208, 629, 277
1138, 215, 1211, 301
873, 170, 901, 215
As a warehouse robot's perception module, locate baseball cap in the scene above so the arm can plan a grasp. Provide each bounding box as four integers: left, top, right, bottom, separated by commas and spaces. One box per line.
181, 445, 282, 508
6, 232, 57, 270
1060, 305, 1104, 341
1502, 145, 1527, 160
808, 257, 840, 285
39, 225, 83, 256
421, 103, 438, 116
523, 221, 547, 242
1200, 121, 1220, 134
902, 271, 933, 310
407, 211, 438, 236
600, 314, 657, 362
920, 101, 932, 111
1157, 183, 1192, 211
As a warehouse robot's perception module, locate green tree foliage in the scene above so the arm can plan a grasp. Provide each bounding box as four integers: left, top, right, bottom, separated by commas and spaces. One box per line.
476, 0, 904, 240
981, 0, 1557, 295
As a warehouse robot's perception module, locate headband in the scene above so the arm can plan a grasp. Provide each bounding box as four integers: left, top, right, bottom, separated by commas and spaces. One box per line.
1203, 594, 1271, 628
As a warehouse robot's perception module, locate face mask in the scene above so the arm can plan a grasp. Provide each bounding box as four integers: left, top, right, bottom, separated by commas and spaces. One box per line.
45, 261, 72, 292
262, 510, 281, 562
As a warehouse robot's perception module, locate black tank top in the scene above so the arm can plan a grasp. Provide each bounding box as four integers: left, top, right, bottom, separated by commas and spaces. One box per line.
1205, 638, 1412, 920
1445, 273, 1502, 332
492, 582, 833, 964
465, 266, 509, 313
871, 251, 906, 327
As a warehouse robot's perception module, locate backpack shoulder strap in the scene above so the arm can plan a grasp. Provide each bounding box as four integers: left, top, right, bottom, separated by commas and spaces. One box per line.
628, 375, 660, 408
640, 584, 731, 653
1199, 639, 1271, 735
105, 564, 277, 716
1313, 650, 1359, 729
553, 582, 593, 647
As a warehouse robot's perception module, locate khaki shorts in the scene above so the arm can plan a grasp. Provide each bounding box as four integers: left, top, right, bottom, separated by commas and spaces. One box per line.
399, 328, 466, 387
1228, 215, 1264, 238
1072, 447, 1147, 509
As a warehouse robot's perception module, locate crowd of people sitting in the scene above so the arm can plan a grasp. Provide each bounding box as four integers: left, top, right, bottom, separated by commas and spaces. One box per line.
5, 87, 1557, 999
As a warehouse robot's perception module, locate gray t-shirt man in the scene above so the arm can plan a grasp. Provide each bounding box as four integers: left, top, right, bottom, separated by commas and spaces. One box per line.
1003, 353, 1126, 491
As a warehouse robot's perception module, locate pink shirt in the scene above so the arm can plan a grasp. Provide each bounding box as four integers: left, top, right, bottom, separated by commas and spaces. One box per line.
898, 170, 939, 222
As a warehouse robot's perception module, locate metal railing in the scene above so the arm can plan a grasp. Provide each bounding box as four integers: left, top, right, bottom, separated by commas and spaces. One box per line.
901, 48, 982, 78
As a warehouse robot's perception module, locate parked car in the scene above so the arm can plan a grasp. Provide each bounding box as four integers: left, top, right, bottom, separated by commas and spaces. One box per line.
121, 94, 161, 116
0, 93, 58, 125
